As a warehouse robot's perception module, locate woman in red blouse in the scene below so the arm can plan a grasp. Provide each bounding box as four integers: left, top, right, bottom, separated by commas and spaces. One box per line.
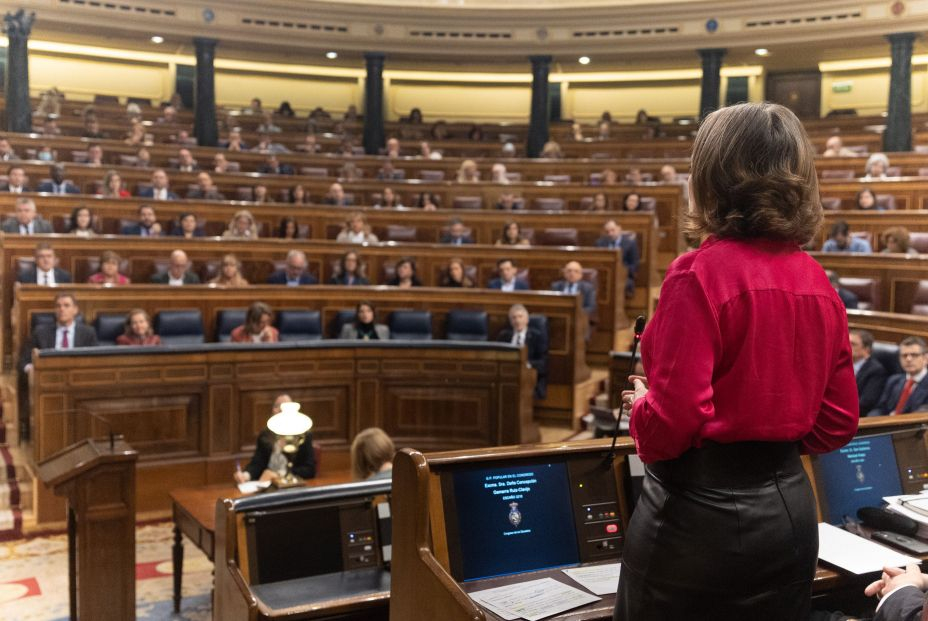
614, 103, 859, 621
230, 302, 279, 344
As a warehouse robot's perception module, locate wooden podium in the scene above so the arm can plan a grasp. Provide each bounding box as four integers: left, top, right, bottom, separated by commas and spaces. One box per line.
37, 437, 138, 621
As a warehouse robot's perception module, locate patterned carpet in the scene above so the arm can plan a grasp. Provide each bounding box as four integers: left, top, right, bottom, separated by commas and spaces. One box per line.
0, 522, 213, 620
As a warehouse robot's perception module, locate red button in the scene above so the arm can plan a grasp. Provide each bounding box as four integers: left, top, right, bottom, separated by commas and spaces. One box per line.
605, 524, 618, 534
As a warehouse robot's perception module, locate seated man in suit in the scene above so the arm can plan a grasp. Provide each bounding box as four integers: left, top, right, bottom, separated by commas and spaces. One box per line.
151, 249, 201, 286
120, 204, 162, 237
174, 147, 198, 172
258, 154, 294, 175
440, 218, 475, 245
488, 258, 529, 291
233, 394, 316, 484
595, 220, 639, 296
827, 270, 859, 310
36, 163, 80, 195
137, 168, 179, 200
186, 171, 226, 200
323, 182, 352, 207
0, 137, 19, 161
267, 249, 318, 286
864, 563, 928, 621
869, 336, 928, 416
17, 242, 72, 285
1, 197, 53, 234
496, 303, 548, 399
851, 329, 888, 415
21, 291, 98, 372
551, 260, 597, 318
0, 165, 30, 193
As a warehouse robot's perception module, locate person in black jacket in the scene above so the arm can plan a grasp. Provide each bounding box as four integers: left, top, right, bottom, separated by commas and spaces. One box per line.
850, 329, 888, 415
496, 303, 548, 399
234, 394, 316, 483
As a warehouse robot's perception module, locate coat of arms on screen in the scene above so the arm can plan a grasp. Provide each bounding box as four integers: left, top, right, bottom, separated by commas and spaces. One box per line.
856, 464, 866, 485
508, 502, 522, 527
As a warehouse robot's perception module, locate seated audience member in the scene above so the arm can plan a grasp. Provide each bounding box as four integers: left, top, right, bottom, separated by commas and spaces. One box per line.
416, 192, 440, 210
495, 192, 521, 210
158, 105, 178, 125
224, 128, 247, 151
551, 260, 597, 317
86, 144, 105, 167
823, 135, 856, 157
869, 336, 928, 416
822, 220, 872, 253
600, 169, 619, 186
87, 250, 130, 285
488, 258, 529, 291
419, 141, 442, 160
588, 192, 609, 212
571, 122, 584, 141
882, 226, 919, 255
135, 147, 152, 168
440, 257, 475, 288
595, 220, 639, 295
258, 154, 293, 175
625, 168, 644, 185
850, 329, 888, 415
468, 125, 484, 141
175, 147, 198, 172
17, 242, 72, 285
289, 184, 310, 205
336, 213, 379, 244
622, 192, 644, 211
83, 117, 106, 139
386, 257, 421, 288
171, 212, 204, 238
826, 270, 858, 309
2, 197, 53, 234
0, 137, 20, 161
540, 141, 563, 159
213, 152, 231, 174
234, 394, 316, 484
864, 153, 890, 180
375, 187, 403, 208
67, 206, 96, 237
440, 218, 474, 245
257, 111, 282, 134
38, 146, 56, 162
231, 302, 279, 343
855, 187, 881, 211
151, 250, 201, 285
430, 121, 449, 140
496, 303, 548, 399
330, 250, 370, 285
340, 301, 390, 340
210, 254, 249, 287
491, 163, 510, 184
124, 122, 146, 146
138, 169, 179, 200
339, 161, 362, 181
495, 221, 530, 247
385, 137, 401, 158
407, 107, 423, 124
248, 97, 263, 115
350, 428, 395, 481
277, 216, 300, 240
121, 204, 162, 237
295, 134, 320, 153
377, 160, 402, 181
456, 159, 480, 183
222, 209, 259, 239
187, 172, 225, 200
267, 250, 317, 286
100, 169, 130, 198
116, 309, 161, 346
37, 164, 80, 195
21, 292, 98, 372
597, 120, 611, 140
659, 164, 679, 184
863, 563, 928, 620
324, 182, 352, 207
1, 165, 30, 193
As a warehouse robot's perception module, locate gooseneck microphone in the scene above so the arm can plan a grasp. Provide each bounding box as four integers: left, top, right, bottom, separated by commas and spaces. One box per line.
609, 315, 646, 461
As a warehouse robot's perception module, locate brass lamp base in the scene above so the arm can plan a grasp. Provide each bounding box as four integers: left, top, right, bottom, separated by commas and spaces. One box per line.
273, 473, 302, 488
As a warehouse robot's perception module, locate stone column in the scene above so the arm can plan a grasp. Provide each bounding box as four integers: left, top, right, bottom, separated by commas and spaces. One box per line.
3, 9, 35, 133
698, 48, 726, 119
527, 55, 552, 158
363, 52, 386, 156
193, 37, 219, 147
884, 32, 916, 153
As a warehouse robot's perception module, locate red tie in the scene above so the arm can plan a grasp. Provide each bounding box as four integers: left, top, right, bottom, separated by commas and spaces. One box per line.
893, 378, 915, 414
60, 328, 69, 349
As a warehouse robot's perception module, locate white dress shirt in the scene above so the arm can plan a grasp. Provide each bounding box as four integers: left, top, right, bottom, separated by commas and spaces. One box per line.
168, 275, 185, 286
55, 323, 76, 349
501, 279, 516, 292
510, 329, 528, 347
37, 268, 55, 286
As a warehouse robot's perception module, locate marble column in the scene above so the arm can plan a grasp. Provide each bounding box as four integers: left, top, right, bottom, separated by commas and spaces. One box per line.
527, 55, 552, 158
193, 37, 219, 147
363, 52, 386, 155
884, 32, 916, 153
698, 48, 726, 119
3, 9, 35, 133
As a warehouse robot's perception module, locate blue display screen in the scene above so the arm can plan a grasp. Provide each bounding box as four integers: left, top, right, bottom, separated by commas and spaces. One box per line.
816, 434, 903, 525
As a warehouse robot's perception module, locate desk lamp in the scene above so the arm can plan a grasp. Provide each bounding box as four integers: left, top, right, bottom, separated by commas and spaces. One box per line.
266, 402, 313, 488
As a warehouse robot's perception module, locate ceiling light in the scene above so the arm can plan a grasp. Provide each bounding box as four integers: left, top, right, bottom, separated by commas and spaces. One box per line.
754, 48, 770, 57
578, 56, 591, 65
326, 51, 338, 60
151, 36, 164, 44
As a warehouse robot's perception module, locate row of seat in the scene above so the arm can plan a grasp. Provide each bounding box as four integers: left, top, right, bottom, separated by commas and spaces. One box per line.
837, 277, 928, 315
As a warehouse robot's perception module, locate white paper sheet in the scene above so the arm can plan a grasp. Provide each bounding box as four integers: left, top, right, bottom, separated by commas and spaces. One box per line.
236, 480, 272, 494
469, 577, 600, 621
562, 563, 621, 595
885, 492, 928, 525
817, 522, 918, 574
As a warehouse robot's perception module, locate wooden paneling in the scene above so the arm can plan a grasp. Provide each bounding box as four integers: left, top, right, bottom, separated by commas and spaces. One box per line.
811, 253, 928, 314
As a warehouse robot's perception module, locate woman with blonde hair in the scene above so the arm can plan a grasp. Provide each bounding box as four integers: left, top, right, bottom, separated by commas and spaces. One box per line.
350, 428, 395, 481
336, 212, 379, 244
222, 209, 258, 239
210, 254, 250, 286
116, 309, 161, 346
101, 170, 130, 198
456, 159, 480, 183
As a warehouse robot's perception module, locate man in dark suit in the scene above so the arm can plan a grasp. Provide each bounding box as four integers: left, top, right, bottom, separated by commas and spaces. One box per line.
17, 242, 72, 285
257, 154, 294, 175
869, 336, 928, 416
36, 164, 80, 195
186, 172, 226, 200
827, 270, 859, 310
267, 250, 318, 286
488, 258, 530, 291
496, 304, 548, 399
137, 168, 179, 200
0, 165, 30, 193
850, 328, 888, 415
595, 220, 639, 296
151, 249, 201, 285
174, 147, 199, 172
323, 182, 353, 207
864, 563, 928, 620
21, 291, 98, 372
1, 197, 54, 234
440, 218, 475, 245
120, 204, 162, 236
550, 260, 597, 317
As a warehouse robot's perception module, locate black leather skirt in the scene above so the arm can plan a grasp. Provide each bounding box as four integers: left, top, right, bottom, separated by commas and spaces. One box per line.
614, 441, 818, 621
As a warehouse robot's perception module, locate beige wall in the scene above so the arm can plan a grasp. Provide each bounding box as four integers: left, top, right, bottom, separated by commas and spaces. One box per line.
29, 53, 173, 103
564, 80, 701, 123
821, 64, 928, 116
387, 80, 532, 122
215, 70, 361, 113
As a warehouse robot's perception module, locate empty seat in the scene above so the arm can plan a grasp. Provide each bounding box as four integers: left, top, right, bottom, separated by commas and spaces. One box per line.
540, 228, 579, 246
544, 174, 571, 183
419, 170, 445, 181
909, 233, 928, 254
912, 281, 928, 316
871, 341, 902, 375
275, 310, 322, 341
236, 187, 254, 201
225, 162, 241, 173
155, 310, 205, 345
452, 196, 483, 210
875, 194, 896, 210
638, 197, 657, 211
389, 310, 433, 341
300, 167, 328, 177
30, 312, 57, 333
505, 172, 522, 183
919, 167, 928, 178
528, 314, 549, 350
886, 166, 902, 177
385, 225, 418, 242
215, 309, 247, 342
93, 313, 127, 346
532, 197, 565, 211
821, 169, 855, 180
820, 197, 843, 210
330, 310, 357, 338
839, 277, 879, 311
94, 94, 120, 105
445, 310, 488, 342
118, 155, 139, 167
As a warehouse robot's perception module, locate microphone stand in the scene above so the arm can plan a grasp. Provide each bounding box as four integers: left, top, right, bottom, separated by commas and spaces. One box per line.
609, 316, 645, 461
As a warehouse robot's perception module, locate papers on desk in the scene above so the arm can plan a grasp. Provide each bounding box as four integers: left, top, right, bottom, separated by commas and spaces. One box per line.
236, 480, 272, 494
817, 523, 918, 574
885, 491, 928, 529
562, 563, 621, 595
469, 577, 600, 621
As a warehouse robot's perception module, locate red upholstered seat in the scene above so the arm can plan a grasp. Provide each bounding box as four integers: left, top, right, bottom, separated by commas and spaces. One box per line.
913, 281, 928, 316
839, 277, 880, 311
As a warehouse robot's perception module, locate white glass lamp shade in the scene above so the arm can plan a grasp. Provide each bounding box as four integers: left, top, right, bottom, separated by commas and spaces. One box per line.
266, 402, 313, 436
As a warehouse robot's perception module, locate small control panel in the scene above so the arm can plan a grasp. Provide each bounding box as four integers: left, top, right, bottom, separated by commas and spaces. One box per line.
340, 504, 380, 569
567, 458, 623, 562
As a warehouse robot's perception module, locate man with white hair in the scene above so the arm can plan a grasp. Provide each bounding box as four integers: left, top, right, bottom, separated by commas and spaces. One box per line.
1, 197, 52, 234
496, 304, 548, 399
150, 249, 201, 285
267, 250, 318, 286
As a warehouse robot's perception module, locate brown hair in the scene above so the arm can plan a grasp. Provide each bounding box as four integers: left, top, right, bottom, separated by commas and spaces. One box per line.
123, 308, 153, 337
245, 301, 273, 334
350, 427, 395, 480
686, 102, 822, 244
881, 226, 911, 253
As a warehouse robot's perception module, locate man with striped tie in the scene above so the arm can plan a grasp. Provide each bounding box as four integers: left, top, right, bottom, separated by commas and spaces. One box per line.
869, 336, 928, 416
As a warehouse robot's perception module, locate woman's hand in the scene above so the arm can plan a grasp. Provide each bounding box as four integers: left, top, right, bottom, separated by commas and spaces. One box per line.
621, 375, 649, 410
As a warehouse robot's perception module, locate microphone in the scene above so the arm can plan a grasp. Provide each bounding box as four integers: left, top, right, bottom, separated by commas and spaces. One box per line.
47, 408, 118, 452
609, 315, 646, 461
